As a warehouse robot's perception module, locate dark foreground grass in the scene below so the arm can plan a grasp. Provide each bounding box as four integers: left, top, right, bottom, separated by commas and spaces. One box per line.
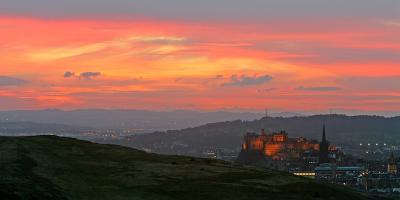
0, 136, 384, 200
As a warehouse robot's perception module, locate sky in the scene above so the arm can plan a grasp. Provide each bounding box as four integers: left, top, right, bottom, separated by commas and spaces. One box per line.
1, 0, 400, 113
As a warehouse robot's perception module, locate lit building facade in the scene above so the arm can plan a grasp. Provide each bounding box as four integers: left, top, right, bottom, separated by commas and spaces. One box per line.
241, 129, 320, 161
388, 152, 398, 174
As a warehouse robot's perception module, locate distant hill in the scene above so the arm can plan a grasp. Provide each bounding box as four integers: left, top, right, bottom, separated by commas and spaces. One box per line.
0, 136, 381, 200
0, 122, 88, 135
126, 115, 400, 152
0, 109, 269, 131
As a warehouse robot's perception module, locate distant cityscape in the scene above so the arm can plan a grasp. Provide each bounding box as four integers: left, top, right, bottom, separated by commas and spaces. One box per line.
2, 115, 400, 197
88, 124, 400, 198
237, 126, 400, 198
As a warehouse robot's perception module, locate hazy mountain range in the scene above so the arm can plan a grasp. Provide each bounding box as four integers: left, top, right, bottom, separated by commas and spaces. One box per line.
0, 109, 302, 131
0, 122, 88, 135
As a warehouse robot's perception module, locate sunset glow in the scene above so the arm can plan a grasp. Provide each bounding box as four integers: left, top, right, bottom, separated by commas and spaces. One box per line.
1, 1, 400, 112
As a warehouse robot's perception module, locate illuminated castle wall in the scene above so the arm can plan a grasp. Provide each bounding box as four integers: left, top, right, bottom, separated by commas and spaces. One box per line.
241, 129, 320, 160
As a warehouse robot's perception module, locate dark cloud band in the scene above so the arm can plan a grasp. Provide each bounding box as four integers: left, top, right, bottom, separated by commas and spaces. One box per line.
63, 71, 102, 80
0, 76, 27, 86
0, 0, 398, 20
223, 74, 272, 87
296, 86, 342, 91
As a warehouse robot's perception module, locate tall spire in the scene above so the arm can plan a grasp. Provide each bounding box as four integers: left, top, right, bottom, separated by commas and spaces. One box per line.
319, 124, 329, 164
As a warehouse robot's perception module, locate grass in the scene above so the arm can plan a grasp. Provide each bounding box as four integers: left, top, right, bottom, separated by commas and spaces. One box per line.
0, 136, 383, 200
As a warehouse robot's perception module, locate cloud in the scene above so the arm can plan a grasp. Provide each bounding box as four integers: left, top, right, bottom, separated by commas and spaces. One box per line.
253, 41, 400, 64
29, 35, 187, 61
257, 88, 276, 93
382, 20, 400, 27
222, 74, 272, 87
215, 75, 224, 79
63, 71, 75, 78
0, 76, 27, 86
296, 86, 342, 91
128, 36, 186, 44
63, 71, 102, 80
339, 76, 400, 91
79, 72, 101, 80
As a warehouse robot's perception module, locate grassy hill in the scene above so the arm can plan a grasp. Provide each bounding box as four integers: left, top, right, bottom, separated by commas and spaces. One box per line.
0, 136, 382, 200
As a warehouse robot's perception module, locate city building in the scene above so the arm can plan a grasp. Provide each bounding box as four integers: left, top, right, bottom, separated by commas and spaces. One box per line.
240, 129, 320, 161
239, 125, 339, 163
291, 171, 316, 179
356, 154, 400, 196
359, 172, 400, 195
388, 152, 398, 174
315, 163, 365, 186
237, 126, 344, 171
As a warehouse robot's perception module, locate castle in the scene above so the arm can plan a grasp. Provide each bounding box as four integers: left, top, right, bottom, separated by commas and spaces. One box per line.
240, 126, 333, 163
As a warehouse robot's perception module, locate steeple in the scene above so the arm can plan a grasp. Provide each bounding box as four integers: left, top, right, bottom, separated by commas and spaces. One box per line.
319, 124, 329, 164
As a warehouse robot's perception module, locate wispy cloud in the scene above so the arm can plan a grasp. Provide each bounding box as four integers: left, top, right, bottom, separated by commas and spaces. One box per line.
296, 86, 342, 91
28, 35, 187, 61
382, 20, 400, 27
222, 74, 272, 87
29, 43, 107, 61
128, 36, 186, 44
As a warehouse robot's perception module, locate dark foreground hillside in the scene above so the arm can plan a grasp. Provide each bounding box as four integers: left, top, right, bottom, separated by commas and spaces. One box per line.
0, 136, 381, 200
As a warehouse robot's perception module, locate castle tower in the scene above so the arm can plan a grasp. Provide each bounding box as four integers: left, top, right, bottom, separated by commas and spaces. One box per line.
388, 152, 397, 174
319, 124, 330, 164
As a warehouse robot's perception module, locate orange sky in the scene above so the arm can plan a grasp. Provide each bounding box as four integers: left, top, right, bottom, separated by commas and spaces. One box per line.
1, 16, 400, 112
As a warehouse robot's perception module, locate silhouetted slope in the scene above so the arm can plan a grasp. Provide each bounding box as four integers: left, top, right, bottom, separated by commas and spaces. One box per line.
0, 136, 382, 200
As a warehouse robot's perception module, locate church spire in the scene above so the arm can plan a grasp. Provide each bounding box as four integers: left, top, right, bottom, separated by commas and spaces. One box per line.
319, 124, 329, 164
